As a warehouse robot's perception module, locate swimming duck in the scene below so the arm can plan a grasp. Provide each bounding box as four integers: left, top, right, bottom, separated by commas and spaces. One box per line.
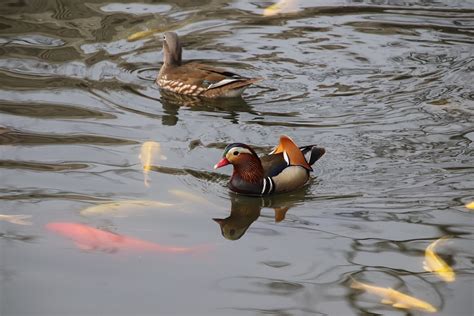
214, 135, 325, 195
156, 32, 261, 98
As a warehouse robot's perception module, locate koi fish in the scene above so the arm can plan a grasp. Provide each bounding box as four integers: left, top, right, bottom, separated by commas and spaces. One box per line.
0, 214, 32, 225
424, 237, 455, 282
80, 200, 175, 217
46, 222, 201, 254
350, 278, 437, 313
139, 141, 166, 187
168, 189, 212, 205
127, 29, 156, 41
263, 0, 299, 17
465, 201, 474, 210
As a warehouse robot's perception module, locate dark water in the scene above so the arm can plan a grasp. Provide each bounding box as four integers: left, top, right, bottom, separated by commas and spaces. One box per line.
1, 0, 473, 315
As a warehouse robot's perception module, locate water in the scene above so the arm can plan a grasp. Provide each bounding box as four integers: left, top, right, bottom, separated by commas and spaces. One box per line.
1, 0, 473, 315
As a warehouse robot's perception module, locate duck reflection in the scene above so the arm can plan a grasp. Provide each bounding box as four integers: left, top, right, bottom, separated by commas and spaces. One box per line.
160, 90, 255, 125
214, 192, 308, 240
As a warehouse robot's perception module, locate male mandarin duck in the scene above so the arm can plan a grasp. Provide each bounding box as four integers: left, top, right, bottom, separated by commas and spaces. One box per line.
156, 32, 261, 98
214, 135, 325, 195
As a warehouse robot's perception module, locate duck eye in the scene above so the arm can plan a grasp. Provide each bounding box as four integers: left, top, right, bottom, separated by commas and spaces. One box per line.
163, 35, 166, 40
233, 151, 239, 156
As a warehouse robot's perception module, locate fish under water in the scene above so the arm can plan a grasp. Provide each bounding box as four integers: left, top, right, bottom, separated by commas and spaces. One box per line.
80, 200, 175, 217
127, 29, 156, 41
350, 277, 437, 313
139, 141, 167, 187
46, 222, 205, 254
263, 0, 299, 16
423, 236, 455, 282
168, 189, 213, 205
0, 214, 32, 225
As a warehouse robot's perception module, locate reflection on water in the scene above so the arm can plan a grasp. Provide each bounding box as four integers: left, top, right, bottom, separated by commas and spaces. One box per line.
1, 0, 473, 315
214, 192, 307, 240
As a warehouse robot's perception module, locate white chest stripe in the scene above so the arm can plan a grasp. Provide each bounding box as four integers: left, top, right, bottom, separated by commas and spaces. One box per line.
207, 78, 242, 89
267, 177, 273, 193
261, 177, 275, 195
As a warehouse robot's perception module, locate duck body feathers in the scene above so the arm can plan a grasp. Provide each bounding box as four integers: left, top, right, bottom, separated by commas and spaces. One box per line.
158, 63, 261, 98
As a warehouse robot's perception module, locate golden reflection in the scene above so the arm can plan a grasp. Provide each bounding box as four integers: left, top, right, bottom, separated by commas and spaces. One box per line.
465, 201, 474, 210
350, 277, 437, 313
424, 237, 455, 282
139, 141, 166, 187
0, 214, 32, 225
213, 193, 295, 240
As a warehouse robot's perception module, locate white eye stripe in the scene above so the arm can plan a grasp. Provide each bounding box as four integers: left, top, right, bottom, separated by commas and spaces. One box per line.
261, 178, 267, 195
227, 147, 252, 156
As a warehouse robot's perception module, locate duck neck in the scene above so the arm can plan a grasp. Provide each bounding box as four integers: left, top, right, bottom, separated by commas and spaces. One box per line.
163, 45, 182, 68
233, 156, 264, 184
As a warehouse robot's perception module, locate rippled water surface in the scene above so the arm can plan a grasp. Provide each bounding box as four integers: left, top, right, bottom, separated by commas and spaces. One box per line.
1, 0, 474, 315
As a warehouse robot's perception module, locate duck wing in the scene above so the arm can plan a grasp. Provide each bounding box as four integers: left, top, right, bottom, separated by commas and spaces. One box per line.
261, 153, 288, 178
166, 62, 260, 92
261, 136, 326, 177
269, 135, 313, 171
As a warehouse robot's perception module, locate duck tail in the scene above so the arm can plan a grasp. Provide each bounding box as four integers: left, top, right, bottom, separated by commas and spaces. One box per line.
203, 77, 263, 98
299, 145, 325, 166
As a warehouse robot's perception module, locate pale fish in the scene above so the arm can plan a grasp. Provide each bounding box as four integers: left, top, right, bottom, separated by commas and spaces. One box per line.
0, 214, 32, 225
127, 29, 157, 42
465, 201, 474, 210
139, 141, 167, 187
80, 200, 174, 217
350, 278, 437, 313
168, 189, 212, 205
46, 222, 209, 254
263, 0, 299, 17
424, 236, 455, 282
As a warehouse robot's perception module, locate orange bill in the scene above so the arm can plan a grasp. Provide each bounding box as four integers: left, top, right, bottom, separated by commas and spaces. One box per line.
271, 135, 312, 170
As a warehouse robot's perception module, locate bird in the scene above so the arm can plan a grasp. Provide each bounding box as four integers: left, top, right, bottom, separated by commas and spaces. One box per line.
214, 135, 325, 195
156, 32, 262, 98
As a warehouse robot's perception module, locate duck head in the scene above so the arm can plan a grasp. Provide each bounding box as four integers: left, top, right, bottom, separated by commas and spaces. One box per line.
162, 31, 182, 66
214, 143, 264, 184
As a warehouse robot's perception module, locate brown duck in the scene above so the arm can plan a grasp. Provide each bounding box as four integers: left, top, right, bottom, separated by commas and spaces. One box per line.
156, 32, 261, 98
214, 135, 325, 196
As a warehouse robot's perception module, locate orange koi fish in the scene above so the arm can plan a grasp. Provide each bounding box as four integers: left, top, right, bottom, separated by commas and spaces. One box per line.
46, 222, 201, 254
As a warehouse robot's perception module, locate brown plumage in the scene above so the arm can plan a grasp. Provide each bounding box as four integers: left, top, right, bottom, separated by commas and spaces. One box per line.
157, 32, 261, 98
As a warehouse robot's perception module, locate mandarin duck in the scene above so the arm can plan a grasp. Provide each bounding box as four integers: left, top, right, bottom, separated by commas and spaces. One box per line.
214, 135, 325, 196
156, 32, 261, 98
